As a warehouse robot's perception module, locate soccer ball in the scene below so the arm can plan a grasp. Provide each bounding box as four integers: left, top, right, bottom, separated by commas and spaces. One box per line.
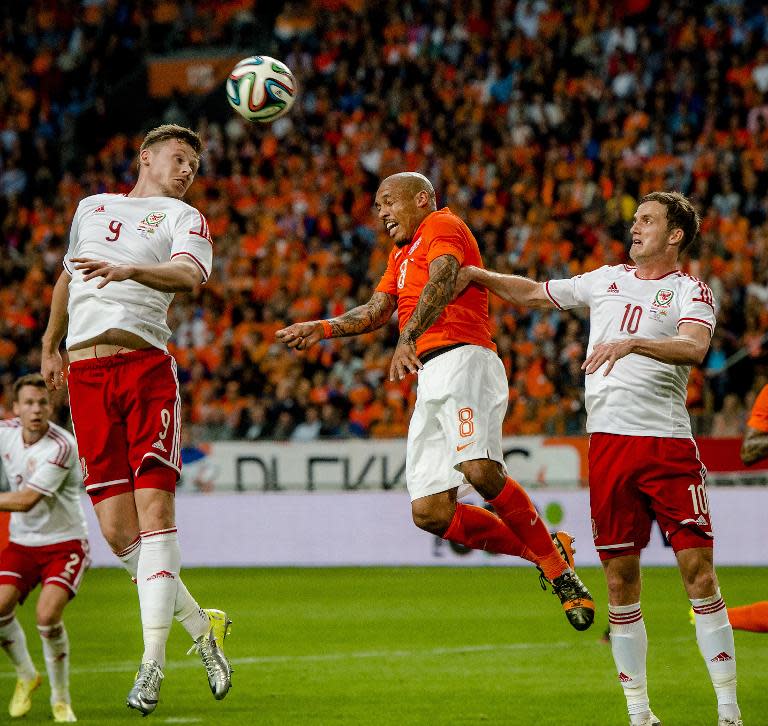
226, 55, 297, 123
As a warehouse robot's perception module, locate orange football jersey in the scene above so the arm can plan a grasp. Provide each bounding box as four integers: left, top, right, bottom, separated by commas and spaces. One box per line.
375, 207, 496, 356
747, 384, 768, 432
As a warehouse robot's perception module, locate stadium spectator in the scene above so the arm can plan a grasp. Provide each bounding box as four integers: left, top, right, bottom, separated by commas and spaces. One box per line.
457, 191, 741, 726
0, 374, 86, 723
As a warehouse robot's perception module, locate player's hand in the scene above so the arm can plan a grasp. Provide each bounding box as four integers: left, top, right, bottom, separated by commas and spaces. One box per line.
389, 335, 422, 381
41, 350, 65, 391
582, 339, 634, 376
453, 266, 476, 299
71, 257, 135, 288
275, 321, 325, 350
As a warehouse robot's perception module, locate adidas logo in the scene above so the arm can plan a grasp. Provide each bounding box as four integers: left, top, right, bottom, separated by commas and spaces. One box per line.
147, 570, 175, 581
607, 282, 619, 293
152, 439, 167, 452
710, 651, 733, 662
618, 672, 632, 683
696, 515, 707, 526
93, 205, 105, 213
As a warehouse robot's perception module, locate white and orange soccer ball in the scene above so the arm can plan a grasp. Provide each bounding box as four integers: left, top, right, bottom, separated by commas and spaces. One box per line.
225, 55, 297, 123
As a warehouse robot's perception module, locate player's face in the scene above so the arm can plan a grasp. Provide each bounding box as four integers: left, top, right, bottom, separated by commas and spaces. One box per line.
13, 386, 52, 434
629, 200, 679, 264
144, 139, 199, 199
374, 181, 425, 247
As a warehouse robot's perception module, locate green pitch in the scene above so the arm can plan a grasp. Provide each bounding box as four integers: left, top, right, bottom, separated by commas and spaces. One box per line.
4, 566, 766, 724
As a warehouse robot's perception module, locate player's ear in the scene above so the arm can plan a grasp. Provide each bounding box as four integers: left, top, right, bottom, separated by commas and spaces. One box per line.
138, 147, 152, 168
668, 227, 683, 246
415, 190, 429, 209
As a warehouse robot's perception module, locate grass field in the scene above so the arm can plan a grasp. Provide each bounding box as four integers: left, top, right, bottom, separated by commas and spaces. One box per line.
3, 566, 766, 725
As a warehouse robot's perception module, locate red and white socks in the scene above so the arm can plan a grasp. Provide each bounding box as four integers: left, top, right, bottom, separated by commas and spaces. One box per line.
137, 528, 181, 667
690, 589, 740, 723
608, 603, 651, 722
37, 623, 70, 705
0, 612, 36, 680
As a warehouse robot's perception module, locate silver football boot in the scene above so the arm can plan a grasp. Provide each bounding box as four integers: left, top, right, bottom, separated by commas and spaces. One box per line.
187, 609, 233, 700
126, 659, 164, 715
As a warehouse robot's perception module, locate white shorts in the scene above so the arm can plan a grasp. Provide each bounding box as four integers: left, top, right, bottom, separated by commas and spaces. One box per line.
406, 344, 508, 501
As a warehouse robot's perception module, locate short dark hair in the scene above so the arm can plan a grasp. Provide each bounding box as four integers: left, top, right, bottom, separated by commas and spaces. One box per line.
640, 191, 701, 253
137, 124, 202, 169
13, 373, 48, 401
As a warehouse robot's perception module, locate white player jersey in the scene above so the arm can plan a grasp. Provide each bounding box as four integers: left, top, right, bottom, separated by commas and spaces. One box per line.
0, 419, 88, 547
63, 194, 213, 350
546, 265, 716, 437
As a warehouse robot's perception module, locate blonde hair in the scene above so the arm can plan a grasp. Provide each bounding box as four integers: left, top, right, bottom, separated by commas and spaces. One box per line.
137, 124, 202, 169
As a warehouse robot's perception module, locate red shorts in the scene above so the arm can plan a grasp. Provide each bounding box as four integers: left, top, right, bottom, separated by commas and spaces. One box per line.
589, 433, 713, 560
68, 349, 181, 504
0, 539, 90, 603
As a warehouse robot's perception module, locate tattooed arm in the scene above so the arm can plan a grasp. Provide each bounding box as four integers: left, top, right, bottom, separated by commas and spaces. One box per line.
740, 426, 768, 466
275, 291, 397, 350
389, 254, 460, 380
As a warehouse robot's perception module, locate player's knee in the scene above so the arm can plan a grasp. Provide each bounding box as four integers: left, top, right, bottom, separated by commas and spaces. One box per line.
604, 567, 640, 602
411, 501, 454, 535
681, 563, 717, 598
35, 611, 63, 631
457, 459, 505, 494
100, 522, 136, 553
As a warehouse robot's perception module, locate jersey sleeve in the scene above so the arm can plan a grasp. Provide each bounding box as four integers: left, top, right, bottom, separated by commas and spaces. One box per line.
677, 278, 716, 335
170, 206, 213, 283
375, 250, 398, 295
424, 216, 467, 266
62, 202, 83, 275
748, 385, 768, 432
545, 267, 604, 310
27, 440, 74, 496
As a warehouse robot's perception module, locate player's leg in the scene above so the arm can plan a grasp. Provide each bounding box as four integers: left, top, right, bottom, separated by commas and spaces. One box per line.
677, 547, 740, 726
590, 434, 658, 726
648, 437, 740, 726
36, 585, 76, 723
0, 583, 41, 718
727, 601, 768, 632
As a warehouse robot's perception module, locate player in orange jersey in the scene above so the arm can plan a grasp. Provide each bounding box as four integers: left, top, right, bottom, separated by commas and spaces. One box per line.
724, 383, 768, 633
277, 172, 594, 631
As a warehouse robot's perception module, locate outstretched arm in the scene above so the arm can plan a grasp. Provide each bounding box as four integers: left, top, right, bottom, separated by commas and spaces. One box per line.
71, 257, 201, 293
276, 291, 397, 350
741, 427, 768, 466
41, 270, 71, 391
390, 254, 459, 381
0, 487, 44, 513
455, 266, 554, 308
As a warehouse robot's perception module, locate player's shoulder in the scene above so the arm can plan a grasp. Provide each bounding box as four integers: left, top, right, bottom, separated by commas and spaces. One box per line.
0, 417, 22, 436
574, 264, 616, 282
76, 193, 121, 215
674, 270, 713, 292
423, 207, 467, 236
44, 423, 76, 462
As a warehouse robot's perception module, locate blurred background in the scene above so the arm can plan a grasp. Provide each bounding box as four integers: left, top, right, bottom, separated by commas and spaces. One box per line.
1, 0, 767, 493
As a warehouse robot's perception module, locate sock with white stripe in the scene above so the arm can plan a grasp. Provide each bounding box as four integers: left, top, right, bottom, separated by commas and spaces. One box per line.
691, 589, 740, 721
136, 529, 181, 667
608, 603, 650, 718
0, 613, 36, 680
116, 537, 209, 641
37, 623, 70, 704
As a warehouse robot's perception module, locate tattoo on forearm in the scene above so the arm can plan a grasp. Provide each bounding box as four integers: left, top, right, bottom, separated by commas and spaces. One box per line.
400, 255, 460, 343
329, 292, 396, 337
741, 431, 768, 465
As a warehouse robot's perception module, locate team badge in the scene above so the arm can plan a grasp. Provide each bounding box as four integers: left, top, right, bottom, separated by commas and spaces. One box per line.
653, 289, 674, 307
137, 211, 166, 239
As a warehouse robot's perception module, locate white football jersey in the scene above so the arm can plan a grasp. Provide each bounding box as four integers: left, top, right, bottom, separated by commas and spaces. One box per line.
546, 265, 716, 437
63, 194, 213, 350
0, 420, 88, 547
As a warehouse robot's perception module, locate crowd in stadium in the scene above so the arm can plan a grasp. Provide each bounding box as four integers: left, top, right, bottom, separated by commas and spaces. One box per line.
1, 0, 768, 441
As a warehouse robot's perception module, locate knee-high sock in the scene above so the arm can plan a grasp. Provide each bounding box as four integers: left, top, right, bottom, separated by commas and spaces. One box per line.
443, 503, 536, 562
37, 623, 69, 704
486, 477, 566, 579
691, 590, 740, 720
608, 603, 649, 718
116, 537, 210, 641
0, 612, 36, 680
137, 528, 181, 667
727, 601, 768, 633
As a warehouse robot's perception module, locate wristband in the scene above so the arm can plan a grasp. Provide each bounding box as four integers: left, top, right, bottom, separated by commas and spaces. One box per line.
321, 320, 333, 338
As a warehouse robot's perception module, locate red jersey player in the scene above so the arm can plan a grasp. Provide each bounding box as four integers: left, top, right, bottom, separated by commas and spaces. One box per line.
457, 191, 741, 726
277, 172, 595, 631
40, 125, 231, 715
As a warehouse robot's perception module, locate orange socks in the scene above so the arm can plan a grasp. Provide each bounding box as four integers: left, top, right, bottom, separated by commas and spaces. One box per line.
728, 602, 768, 633
487, 477, 567, 581
443, 503, 536, 563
